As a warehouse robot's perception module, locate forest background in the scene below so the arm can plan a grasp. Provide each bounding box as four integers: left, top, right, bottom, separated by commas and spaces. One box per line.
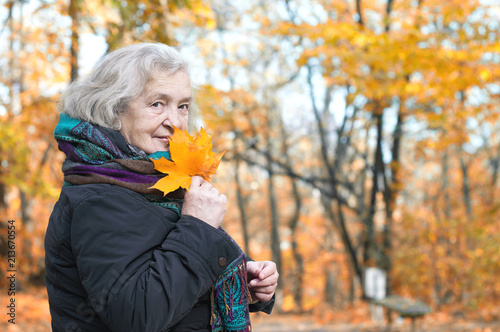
0, 0, 499, 331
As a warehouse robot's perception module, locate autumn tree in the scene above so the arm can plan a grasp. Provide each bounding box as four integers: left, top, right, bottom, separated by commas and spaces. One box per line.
270, 0, 499, 308
1, 0, 498, 318
0, 0, 70, 284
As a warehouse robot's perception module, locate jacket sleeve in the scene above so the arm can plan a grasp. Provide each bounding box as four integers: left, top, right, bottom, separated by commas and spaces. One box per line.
70, 188, 241, 332
250, 298, 275, 314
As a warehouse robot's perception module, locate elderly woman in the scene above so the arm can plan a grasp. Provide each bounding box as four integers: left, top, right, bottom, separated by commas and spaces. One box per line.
45, 43, 278, 332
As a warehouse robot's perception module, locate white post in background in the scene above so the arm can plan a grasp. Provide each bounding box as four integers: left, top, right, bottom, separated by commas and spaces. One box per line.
364, 267, 387, 322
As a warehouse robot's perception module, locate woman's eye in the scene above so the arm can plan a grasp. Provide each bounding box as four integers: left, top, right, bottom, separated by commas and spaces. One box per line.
152, 102, 162, 108
179, 104, 189, 111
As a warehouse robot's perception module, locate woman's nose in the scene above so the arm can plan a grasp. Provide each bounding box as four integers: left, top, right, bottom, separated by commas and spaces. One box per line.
163, 108, 181, 128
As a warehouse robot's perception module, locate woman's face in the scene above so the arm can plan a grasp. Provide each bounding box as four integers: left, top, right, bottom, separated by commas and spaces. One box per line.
119, 70, 192, 154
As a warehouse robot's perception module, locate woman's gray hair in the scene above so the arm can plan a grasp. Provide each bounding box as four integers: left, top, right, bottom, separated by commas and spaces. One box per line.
58, 43, 202, 132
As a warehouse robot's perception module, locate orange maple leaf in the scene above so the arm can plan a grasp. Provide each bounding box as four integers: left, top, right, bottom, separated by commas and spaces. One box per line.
150, 127, 225, 195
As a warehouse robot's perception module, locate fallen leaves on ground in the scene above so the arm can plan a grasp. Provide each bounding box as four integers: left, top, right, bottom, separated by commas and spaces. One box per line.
2, 288, 499, 332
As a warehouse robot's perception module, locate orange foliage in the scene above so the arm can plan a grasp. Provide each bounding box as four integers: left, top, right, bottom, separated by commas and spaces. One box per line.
1, 0, 499, 328
151, 127, 225, 194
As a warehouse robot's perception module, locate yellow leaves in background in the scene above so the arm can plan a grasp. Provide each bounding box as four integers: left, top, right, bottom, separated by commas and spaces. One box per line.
173, 0, 216, 30
479, 69, 490, 81
150, 127, 225, 195
273, 1, 499, 117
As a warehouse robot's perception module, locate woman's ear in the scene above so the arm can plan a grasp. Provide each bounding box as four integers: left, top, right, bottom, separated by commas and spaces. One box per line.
113, 116, 123, 131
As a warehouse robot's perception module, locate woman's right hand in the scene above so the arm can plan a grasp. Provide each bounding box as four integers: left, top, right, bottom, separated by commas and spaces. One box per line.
181, 176, 227, 228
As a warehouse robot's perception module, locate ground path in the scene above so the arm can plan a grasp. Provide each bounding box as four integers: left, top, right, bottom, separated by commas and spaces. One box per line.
1, 288, 498, 331
252, 314, 499, 332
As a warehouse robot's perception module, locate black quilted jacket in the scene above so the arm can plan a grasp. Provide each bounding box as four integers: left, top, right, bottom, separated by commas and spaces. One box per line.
45, 184, 273, 331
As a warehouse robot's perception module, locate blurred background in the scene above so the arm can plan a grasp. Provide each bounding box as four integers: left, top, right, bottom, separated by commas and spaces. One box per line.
0, 0, 499, 331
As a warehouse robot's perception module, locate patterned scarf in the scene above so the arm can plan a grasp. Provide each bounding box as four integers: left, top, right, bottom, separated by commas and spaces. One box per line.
54, 113, 252, 331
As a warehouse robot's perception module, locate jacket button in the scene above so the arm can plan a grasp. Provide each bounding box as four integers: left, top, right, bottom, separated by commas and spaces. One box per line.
218, 257, 227, 267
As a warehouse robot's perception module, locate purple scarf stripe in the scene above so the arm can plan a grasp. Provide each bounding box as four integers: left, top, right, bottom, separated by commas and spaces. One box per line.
66, 165, 159, 184
57, 140, 106, 165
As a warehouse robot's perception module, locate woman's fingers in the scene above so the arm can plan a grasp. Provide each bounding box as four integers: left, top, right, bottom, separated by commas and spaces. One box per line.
210, 187, 220, 196
249, 288, 276, 302
248, 261, 278, 282
249, 275, 279, 287
247, 260, 278, 303
189, 175, 204, 188
249, 284, 277, 294
182, 176, 227, 228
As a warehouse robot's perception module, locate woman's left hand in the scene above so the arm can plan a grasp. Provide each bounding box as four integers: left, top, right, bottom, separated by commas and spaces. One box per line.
246, 261, 279, 303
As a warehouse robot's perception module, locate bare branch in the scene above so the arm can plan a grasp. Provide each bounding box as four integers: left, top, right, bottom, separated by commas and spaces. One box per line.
356, 0, 364, 26
385, 0, 394, 32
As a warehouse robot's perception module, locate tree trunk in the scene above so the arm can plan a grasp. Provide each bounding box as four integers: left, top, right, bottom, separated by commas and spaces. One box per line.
321, 195, 364, 297
381, 9, 398, 305
279, 117, 303, 311
233, 150, 250, 256
68, 0, 81, 82
384, 0, 394, 32
441, 150, 452, 219
7, 0, 16, 117
381, 100, 404, 301
356, 0, 364, 26
307, 65, 364, 298
157, 0, 172, 44
364, 111, 383, 267
264, 112, 282, 294
20, 190, 34, 280
324, 268, 336, 305
289, 179, 303, 310
459, 156, 472, 218
491, 143, 500, 188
